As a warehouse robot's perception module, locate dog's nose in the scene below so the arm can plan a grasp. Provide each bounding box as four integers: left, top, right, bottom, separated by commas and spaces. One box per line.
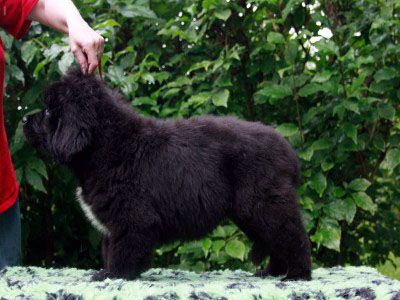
22, 115, 28, 125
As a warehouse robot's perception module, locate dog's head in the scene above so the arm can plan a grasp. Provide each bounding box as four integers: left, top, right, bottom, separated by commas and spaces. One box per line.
23, 68, 101, 163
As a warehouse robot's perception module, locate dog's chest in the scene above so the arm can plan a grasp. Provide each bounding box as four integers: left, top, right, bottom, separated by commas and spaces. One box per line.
76, 187, 110, 236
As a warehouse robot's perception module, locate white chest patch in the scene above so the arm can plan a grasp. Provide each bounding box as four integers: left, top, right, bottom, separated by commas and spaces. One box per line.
76, 187, 110, 236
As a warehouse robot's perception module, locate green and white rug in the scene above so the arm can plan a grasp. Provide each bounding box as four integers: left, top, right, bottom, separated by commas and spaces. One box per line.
0, 266, 399, 299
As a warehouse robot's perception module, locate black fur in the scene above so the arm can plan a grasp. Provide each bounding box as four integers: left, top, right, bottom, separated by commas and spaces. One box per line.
23, 68, 312, 281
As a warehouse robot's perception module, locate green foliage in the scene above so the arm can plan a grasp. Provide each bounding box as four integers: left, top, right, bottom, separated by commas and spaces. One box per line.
2, 0, 400, 271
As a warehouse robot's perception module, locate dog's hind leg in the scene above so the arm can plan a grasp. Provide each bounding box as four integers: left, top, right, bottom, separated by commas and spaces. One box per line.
233, 185, 311, 280
250, 242, 269, 266
255, 252, 288, 277
255, 190, 311, 281
232, 206, 287, 277
232, 217, 269, 266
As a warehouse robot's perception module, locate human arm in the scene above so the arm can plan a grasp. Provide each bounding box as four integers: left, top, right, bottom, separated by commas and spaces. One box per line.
27, 0, 104, 75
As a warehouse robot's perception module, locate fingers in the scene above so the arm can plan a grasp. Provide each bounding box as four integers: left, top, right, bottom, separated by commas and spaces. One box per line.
71, 44, 88, 74
96, 35, 105, 60
86, 44, 99, 75
69, 26, 105, 75
86, 35, 105, 75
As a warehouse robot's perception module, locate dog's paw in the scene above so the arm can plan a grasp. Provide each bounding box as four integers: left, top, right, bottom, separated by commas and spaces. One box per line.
282, 272, 311, 281
254, 267, 287, 278
254, 269, 266, 277
91, 270, 114, 281
254, 269, 284, 278
91, 270, 140, 281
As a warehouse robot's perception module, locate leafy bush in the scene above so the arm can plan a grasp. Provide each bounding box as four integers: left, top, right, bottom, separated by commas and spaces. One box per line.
2, 0, 400, 272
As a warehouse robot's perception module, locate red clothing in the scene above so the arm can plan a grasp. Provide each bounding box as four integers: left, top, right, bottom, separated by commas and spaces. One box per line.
0, 0, 38, 213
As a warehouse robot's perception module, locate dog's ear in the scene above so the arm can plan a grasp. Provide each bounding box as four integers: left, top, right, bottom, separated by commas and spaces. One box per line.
50, 102, 93, 163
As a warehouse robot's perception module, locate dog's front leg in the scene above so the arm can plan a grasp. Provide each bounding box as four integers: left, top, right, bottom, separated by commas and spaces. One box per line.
101, 236, 110, 270
92, 231, 155, 281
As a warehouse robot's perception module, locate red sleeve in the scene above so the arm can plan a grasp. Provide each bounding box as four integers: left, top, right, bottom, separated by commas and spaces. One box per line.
0, 0, 39, 40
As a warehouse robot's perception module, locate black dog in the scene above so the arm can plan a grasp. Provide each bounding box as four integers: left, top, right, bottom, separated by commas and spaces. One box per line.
23, 68, 311, 281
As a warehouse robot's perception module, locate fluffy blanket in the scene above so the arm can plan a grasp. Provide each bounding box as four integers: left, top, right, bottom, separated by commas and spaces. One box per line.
0, 266, 399, 299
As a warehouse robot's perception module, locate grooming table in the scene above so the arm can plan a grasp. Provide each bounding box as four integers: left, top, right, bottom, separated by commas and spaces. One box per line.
0, 266, 399, 299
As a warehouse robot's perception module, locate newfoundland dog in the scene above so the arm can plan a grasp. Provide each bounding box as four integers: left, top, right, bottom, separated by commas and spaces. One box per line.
23, 68, 311, 281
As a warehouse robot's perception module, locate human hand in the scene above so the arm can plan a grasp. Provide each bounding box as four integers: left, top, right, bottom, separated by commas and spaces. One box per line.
68, 18, 104, 75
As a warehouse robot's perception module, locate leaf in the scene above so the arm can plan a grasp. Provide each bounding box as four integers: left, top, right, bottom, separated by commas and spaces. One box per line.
44, 44, 67, 61
343, 198, 357, 224
165, 76, 192, 88
343, 123, 357, 144
58, 52, 74, 74
23, 81, 47, 105
21, 41, 37, 65
310, 173, 327, 196
378, 103, 395, 121
10, 121, 25, 155
311, 218, 341, 252
312, 138, 335, 151
33, 59, 47, 79
116, 4, 157, 19
351, 71, 369, 94
334, 187, 346, 197
370, 80, 392, 94
313, 40, 339, 56
9, 65, 24, 84
320, 218, 341, 252
299, 147, 314, 161
163, 88, 181, 98
303, 107, 320, 125
132, 97, 156, 106
201, 238, 212, 256
312, 71, 333, 83
96, 19, 121, 28
141, 73, 155, 84
348, 178, 371, 192
373, 134, 385, 151
352, 192, 376, 214
267, 32, 285, 44
324, 200, 349, 221
212, 226, 225, 238
284, 42, 298, 65
212, 89, 229, 107
187, 60, 212, 74
27, 158, 48, 180
223, 225, 237, 236
25, 168, 47, 193
225, 240, 246, 261
383, 149, 400, 171
281, 0, 297, 20
187, 92, 211, 107
374, 67, 397, 82
343, 100, 360, 114
211, 240, 225, 256
300, 196, 314, 210
276, 123, 299, 137
257, 84, 292, 99
154, 71, 170, 84
14, 168, 23, 184
202, 0, 221, 10
215, 8, 231, 21
177, 241, 202, 254
298, 83, 324, 97
321, 162, 334, 171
